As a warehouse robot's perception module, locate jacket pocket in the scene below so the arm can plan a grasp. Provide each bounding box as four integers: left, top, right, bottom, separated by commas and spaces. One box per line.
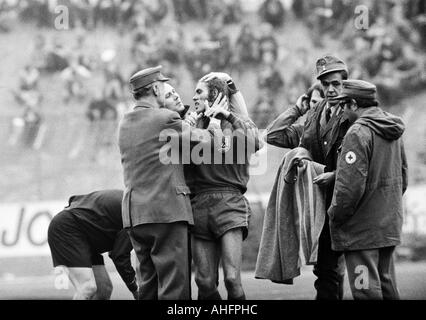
176, 186, 191, 196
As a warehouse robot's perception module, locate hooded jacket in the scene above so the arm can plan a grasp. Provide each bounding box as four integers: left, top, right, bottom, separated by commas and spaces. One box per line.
328, 106, 408, 251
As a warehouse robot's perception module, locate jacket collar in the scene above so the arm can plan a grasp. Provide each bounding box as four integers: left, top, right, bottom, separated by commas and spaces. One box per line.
321, 104, 343, 138
133, 102, 158, 110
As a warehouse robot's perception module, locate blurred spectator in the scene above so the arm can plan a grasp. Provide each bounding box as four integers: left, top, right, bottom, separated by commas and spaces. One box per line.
252, 60, 285, 128
118, 0, 138, 31
372, 32, 404, 65
330, 0, 355, 36
405, 0, 426, 49
251, 95, 277, 129
86, 92, 118, 164
30, 34, 48, 71
185, 34, 219, 81
160, 32, 184, 67
102, 63, 125, 103
86, 94, 117, 123
73, 32, 96, 71
222, 0, 243, 25
257, 61, 284, 104
258, 23, 279, 64
43, 40, 70, 73
19, 0, 52, 28
19, 65, 40, 91
373, 43, 426, 104
60, 62, 91, 105
20, 105, 43, 148
305, 0, 334, 47
144, 0, 170, 27
292, 0, 306, 19
208, 26, 233, 71
233, 23, 259, 70
174, 0, 208, 22
258, 0, 285, 29
292, 47, 313, 94
9, 90, 43, 149
0, 0, 17, 33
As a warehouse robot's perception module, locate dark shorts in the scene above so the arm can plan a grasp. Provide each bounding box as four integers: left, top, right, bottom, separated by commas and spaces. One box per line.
190, 189, 251, 241
47, 210, 104, 268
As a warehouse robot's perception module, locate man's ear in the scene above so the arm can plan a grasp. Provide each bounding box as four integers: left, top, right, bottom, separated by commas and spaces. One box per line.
210, 88, 219, 103
350, 99, 358, 111
152, 83, 159, 97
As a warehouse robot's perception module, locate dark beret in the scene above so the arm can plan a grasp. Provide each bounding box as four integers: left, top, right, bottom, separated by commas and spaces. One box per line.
335, 79, 377, 101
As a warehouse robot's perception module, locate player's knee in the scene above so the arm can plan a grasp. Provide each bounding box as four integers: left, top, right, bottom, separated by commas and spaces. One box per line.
98, 281, 113, 300
97, 280, 113, 300
195, 274, 217, 292
79, 280, 97, 299
224, 274, 241, 291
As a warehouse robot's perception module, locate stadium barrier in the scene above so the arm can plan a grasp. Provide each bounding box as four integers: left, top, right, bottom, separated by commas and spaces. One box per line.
1, 186, 426, 258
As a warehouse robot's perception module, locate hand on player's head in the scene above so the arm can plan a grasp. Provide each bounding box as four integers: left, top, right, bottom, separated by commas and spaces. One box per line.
200, 72, 232, 83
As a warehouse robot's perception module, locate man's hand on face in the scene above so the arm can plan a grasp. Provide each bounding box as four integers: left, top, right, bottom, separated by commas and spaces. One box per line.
313, 171, 336, 187
200, 72, 232, 83
205, 93, 230, 120
295, 94, 310, 116
184, 111, 203, 127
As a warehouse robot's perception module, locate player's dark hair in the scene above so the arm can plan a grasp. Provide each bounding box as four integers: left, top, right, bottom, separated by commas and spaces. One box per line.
205, 78, 231, 103
306, 82, 324, 99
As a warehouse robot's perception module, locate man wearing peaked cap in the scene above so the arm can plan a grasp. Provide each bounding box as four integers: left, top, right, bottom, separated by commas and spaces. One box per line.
119, 65, 191, 300
315, 55, 348, 80
117, 65, 229, 300
266, 55, 354, 299
328, 78, 408, 299
129, 66, 170, 94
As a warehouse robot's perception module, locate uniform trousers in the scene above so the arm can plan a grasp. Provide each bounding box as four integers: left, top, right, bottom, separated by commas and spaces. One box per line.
344, 246, 399, 300
128, 222, 191, 300
313, 215, 346, 300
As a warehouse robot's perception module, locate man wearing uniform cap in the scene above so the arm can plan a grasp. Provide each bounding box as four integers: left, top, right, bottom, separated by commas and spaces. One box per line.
266, 55, 354, 299
328, 79, 408, 300
118, 66, 227, 300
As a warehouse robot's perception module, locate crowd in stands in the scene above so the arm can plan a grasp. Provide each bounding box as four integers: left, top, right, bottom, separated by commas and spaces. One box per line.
2, 0, 425, 153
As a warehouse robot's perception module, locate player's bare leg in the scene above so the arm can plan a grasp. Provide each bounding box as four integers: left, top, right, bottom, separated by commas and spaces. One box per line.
221, 228, 245, 300
192, 237, 221, 299
67, 267, 97, 300
92, 265, 113, 300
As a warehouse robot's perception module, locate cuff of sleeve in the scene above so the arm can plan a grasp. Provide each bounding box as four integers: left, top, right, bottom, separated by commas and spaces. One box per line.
226, 112, 237, 124
294, 105, 303, 117
127, 278, 138, 292
226, 80, 238, 95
